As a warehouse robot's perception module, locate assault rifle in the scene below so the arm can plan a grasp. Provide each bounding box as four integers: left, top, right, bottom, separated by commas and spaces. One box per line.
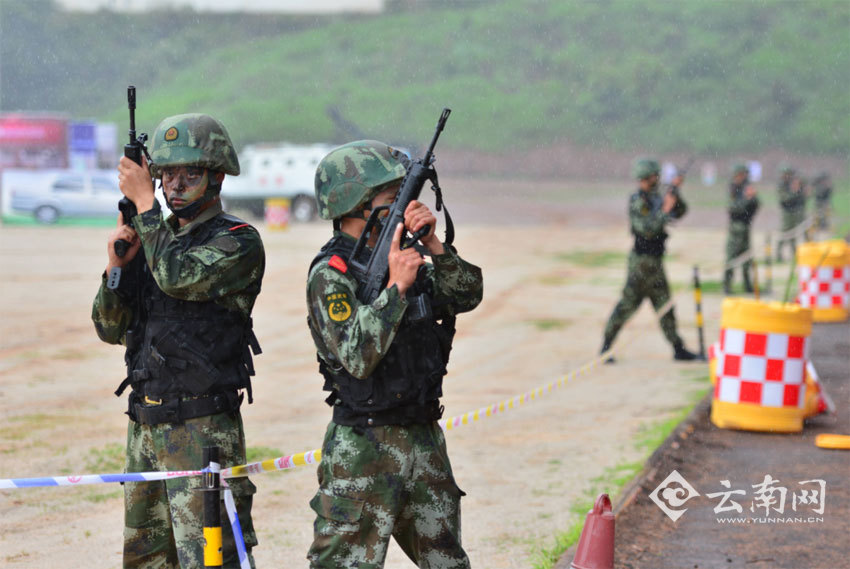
107, 86, 152, 291
348, 108, 451, 305
114, 86, 152, 257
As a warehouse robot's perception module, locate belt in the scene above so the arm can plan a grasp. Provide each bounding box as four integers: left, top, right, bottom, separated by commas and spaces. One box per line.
332, 400, 443, 428
128, 391, 242, 425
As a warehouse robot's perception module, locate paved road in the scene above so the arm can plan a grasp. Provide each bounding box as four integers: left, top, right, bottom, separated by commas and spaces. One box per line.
560, 319, 849, 569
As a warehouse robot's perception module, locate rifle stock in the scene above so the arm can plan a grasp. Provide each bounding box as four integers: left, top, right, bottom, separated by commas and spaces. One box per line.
348, 109, 451, 304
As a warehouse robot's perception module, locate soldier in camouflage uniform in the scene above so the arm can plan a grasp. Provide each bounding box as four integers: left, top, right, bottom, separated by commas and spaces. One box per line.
599, 159, 697, 363
92, 114, 264, 569
812, 171, 833, 231
305, 140, 483, 568
776, 165, 807, 262
724, 164, 760, 294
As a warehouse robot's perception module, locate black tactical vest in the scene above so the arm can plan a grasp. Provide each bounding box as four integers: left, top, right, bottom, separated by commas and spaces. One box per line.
116, 214, 261, 406
308, 235, 455, 426
631, 191, 668, 257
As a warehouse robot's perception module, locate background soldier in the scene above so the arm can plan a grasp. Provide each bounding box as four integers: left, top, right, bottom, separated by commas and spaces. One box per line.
600, 159, 697, 362
305, 140, 483, 568
92, 114, 264, 568
812, 171, 833, 231
776, 164, 807, 261
724, 163, 759, 294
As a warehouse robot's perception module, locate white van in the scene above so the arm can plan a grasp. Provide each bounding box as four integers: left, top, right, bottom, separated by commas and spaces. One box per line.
221, 143, 335, 222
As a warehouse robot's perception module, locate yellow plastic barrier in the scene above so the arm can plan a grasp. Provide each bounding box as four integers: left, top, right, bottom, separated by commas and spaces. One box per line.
264, 198, 290, 231
796, 240, 850, 322
710, 298, 813, 433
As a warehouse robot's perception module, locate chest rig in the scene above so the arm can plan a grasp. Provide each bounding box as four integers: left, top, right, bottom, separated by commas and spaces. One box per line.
116, 214, 261, 424
309, 236, 455, 427
631, 190, 668, 257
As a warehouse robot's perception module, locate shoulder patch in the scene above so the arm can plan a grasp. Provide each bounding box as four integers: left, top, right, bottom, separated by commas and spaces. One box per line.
325, 291, 352, 322
328, 255, 348, 273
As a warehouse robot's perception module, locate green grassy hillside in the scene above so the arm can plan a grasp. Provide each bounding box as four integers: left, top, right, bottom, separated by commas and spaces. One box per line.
1, 0, 848, 155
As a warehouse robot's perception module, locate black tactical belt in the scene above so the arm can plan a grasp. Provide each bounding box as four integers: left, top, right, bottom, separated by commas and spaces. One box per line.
129, 391, 241, 425
729, 213, 751, 222
332, 400, 443, 428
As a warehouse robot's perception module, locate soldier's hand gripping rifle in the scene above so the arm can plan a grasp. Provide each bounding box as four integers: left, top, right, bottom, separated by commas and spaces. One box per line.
348, 108, 451, 305
107, 86, 152, 291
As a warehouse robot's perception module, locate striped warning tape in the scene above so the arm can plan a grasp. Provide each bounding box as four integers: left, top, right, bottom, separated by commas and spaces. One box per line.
1, 349, 620, 489
0, 450, 322, 489
439, 351, 614, 431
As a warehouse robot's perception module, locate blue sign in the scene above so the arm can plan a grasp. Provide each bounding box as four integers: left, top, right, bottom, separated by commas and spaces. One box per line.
69, 121, 97, 152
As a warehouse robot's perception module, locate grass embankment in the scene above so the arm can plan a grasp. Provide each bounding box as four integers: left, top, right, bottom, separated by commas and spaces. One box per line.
528, 380, 710, 569
2, 1, 847, 156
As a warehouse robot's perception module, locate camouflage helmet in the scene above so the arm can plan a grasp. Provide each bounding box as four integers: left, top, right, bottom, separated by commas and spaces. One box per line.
314, 140, 407, 220
149, 114, 240, 178
633, 158, 661, 180
732, 163, 749, 175
779, 163, 795, 175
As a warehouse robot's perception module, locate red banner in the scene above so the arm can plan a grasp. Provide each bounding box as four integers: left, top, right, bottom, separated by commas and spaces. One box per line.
0, 116, 67, 145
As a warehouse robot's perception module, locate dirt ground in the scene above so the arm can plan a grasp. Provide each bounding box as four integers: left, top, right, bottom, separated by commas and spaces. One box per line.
0, 176, 806, 568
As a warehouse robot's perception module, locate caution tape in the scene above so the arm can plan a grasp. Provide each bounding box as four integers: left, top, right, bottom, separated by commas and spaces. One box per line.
2, 345, 625, 489
0, 469, 205, 489
439, 351, 614, 431
0, 450, 322, 490
773, 216, 814, 242
220, 449, 321, 479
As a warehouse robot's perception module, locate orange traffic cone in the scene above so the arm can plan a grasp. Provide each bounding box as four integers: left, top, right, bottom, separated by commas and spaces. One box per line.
571, 493, 615, 569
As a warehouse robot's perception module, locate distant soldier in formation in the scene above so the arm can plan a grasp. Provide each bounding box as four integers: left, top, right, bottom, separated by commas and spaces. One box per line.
600, 159, 697, 362
305, 140, 483, 568
92, 114, 263, 568
724, 163, 759, 294
776, 165, 807, 262
812, 171, 833, 231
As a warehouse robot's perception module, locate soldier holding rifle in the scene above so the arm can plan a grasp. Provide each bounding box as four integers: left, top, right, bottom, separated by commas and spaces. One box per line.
92, 109, 264, 568
599, 158, 697, 362
305, 123, 483, 568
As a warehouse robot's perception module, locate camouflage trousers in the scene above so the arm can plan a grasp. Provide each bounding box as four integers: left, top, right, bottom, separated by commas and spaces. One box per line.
124, 410, 257, 569
725, 222, 754, 290
603, 252, 682, 349
776, 209, 805, 261
814, 203, 830, 231
307, 421, 470, 569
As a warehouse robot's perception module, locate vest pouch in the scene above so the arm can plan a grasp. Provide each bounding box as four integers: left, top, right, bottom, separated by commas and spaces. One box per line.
148, 329, 227, 397
405, 293, 433, 323
169, 341, 227, 396
344, 376, 375, 405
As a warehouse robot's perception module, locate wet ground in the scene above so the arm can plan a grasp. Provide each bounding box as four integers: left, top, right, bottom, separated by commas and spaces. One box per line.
562, 320, 849, 569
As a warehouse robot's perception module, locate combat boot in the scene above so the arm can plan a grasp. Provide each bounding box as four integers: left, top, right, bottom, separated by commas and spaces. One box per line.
600, 341, 615, 364
673, 343, 698, 361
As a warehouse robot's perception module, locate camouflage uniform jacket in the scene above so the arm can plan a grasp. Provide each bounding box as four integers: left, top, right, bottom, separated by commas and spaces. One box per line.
629, 187, 687, 256
307, 231, 482, 381
92, 200, 265, 400
778, 179, 805, 213
728, 182, 759, 226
